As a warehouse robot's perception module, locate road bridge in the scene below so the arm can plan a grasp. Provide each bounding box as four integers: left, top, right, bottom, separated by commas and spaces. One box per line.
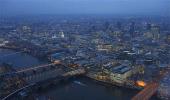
132, 82, 159, 100
132, 67, 170, 100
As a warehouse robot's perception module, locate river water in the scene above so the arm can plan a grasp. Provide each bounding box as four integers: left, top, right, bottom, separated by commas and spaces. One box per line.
0, 49, 46, 69
0, 49, 160, 100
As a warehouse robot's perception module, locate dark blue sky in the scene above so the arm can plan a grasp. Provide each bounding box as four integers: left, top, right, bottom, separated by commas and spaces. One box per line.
0, 0, 170, 16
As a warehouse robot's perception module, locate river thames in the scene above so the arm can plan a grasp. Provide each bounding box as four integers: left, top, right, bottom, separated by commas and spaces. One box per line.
0, 49, 160, 100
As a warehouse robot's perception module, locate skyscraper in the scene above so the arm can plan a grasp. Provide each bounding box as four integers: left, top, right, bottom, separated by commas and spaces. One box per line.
151, 25, 160, 41
116, 21, 122, 30
129, 22, 135, 38
103, 21, 110, 31
146, 23, 151, 31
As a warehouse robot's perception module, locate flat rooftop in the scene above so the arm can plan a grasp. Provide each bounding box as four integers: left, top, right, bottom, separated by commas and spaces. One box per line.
112, 65, 132, 74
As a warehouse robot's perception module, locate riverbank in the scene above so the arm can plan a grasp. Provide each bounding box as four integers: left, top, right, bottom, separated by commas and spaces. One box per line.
0, 48, 160, 100
85, 72, 161, 100
85, 72, 142, 90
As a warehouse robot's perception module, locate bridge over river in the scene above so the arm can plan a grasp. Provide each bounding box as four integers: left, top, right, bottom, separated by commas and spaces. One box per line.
132, 67, 170, 100
1, 62, 86, 100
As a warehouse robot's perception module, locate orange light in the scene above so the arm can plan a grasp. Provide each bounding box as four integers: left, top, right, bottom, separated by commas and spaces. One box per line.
69, 64, 79, 67
136, 81, 146, 87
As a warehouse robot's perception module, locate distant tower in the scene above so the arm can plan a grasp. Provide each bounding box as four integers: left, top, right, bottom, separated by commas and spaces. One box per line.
151, 25, 160, 41
103, 21, 110, 31
146, 23, 151, 31
59, 31, 65, 38
116, 21, 122, 30
129, 22, 135, 38
52, 34, 57, 39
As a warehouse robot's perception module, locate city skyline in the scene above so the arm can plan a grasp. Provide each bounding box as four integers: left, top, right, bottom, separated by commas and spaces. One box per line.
1, 0, 170, 100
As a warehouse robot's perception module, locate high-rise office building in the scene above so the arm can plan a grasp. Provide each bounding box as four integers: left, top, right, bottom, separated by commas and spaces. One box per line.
146, 23, 151, 31
116, 21, 122, 30
151, 25, 160, 41
129, 22, 135, 38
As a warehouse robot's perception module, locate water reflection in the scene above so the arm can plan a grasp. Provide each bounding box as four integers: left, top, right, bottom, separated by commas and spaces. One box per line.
35, 78, 138, 100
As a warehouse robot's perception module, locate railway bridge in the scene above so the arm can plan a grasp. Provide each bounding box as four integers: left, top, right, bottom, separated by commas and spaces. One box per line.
1, 62, 86, 100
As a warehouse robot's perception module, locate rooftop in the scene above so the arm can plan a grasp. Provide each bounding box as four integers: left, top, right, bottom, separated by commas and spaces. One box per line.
112, 65, 132, 74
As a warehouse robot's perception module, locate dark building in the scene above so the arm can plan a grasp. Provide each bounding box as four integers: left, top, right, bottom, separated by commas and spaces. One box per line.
103, 21, 110, 31
129, 22, 135, 38
151, 25, 160, 40
116, 21, 122, 30
146, 23, 151, 31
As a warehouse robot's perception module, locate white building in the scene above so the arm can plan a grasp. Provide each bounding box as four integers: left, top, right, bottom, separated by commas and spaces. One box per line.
110, 65, 133, 84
